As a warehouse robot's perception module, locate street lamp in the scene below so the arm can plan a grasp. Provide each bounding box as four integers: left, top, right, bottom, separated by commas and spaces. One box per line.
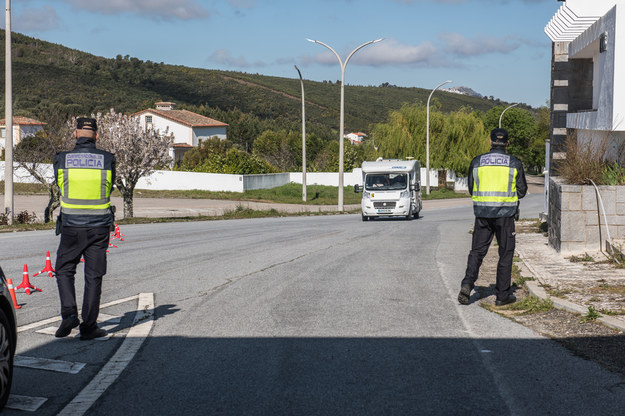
294, 65, 306, 202
306, 38, 383, 211
499, 103, 519, 128
426, 80, 452, 195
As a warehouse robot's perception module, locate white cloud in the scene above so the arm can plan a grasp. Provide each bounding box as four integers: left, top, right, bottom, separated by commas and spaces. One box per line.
11, 6, 61, 32
208, 49, 266, 68
440, 32, 521, 56
60, 0, 209, 20
303, 39, 453, 68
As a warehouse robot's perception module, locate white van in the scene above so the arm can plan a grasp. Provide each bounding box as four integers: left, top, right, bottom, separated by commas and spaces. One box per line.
354, 158, 422, 221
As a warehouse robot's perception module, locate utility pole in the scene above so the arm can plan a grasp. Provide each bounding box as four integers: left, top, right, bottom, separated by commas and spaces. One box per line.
4, 0, 13, 225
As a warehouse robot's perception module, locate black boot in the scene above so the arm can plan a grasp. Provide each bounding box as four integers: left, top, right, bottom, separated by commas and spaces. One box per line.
55, 315, 80, 338
458, 285, 472, 305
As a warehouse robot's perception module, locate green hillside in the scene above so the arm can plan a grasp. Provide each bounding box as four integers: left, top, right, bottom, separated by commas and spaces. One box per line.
0, 30, 518, 137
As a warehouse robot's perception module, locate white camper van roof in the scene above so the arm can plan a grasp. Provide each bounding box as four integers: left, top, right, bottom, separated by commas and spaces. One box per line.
361, 159, 418, 174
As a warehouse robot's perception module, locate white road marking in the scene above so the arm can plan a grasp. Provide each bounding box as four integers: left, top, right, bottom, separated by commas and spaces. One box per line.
14, 355, 86, 374
5, 395, 47, 412
35, 314, 121, 337
57, 292, 154, 416
17, 295, 138, 333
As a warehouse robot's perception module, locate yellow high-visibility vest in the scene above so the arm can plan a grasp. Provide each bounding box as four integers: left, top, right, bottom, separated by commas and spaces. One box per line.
58, 155, 113, 216
472, 154, 518, 211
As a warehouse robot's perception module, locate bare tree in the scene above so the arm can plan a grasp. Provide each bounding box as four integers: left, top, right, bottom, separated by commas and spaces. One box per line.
95, 109, 173, 218
13, 107, 74, 222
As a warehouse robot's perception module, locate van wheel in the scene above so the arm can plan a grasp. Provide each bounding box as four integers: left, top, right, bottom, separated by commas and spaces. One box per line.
362, 215, 368, 221
413, 210, 420, 219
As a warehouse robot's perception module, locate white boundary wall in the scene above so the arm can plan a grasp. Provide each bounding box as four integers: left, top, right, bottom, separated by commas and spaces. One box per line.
0, 162, 467, 193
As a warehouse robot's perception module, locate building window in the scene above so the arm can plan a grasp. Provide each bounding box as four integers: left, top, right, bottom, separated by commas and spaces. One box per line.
145, 115, 153, 126
1, 128, 5, 138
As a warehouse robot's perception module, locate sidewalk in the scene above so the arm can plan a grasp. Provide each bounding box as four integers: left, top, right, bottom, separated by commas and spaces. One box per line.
516, 231, 625, 332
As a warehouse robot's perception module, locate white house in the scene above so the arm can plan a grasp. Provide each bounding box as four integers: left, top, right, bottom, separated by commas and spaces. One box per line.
545, 0, 625, 167
133, 102, 228, 163
0, 116, 46, 149
344, 132, 367, 145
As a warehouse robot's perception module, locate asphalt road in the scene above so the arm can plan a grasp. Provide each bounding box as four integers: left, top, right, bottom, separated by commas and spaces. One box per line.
5, 192, 625, 415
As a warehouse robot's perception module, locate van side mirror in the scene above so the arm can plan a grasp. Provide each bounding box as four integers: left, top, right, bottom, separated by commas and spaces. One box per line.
411, 183, 420, 192
354, 184, 361, 193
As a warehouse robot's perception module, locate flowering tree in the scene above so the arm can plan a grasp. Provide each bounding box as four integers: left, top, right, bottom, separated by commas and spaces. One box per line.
14, 109, 74, 222
95, 109, 173, 218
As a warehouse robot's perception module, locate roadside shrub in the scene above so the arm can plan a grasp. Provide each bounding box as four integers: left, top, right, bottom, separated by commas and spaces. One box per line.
16, 211, 38, 224
559, 132, 607, 185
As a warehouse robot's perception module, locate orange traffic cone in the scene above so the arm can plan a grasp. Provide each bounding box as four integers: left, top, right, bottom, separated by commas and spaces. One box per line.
33, 251, 55, 278
16, 265, 41, 295
6, 278, 21, 310
111, 224, 124, 241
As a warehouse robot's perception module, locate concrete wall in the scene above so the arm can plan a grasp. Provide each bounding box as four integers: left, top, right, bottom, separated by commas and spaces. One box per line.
0, 162, 467, 193
548, 175, 625, 253
193, 127, 227, 146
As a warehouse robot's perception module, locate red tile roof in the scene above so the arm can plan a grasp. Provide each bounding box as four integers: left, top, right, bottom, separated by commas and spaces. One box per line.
0, 116, 47, 126
132, 109, 228, 128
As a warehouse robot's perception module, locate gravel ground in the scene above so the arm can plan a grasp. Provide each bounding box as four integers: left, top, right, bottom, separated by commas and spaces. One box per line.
470, 223, 625, 377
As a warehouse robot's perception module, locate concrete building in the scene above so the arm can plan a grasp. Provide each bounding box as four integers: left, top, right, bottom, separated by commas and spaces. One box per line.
0, 116, 46, 149
133, 102, 228, 163
545, 0, 625, 172
545, 1, 625, 252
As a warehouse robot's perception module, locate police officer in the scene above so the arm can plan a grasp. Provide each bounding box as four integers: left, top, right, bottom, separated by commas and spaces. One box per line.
457, 128, 527, 306
53, 117, 116, 340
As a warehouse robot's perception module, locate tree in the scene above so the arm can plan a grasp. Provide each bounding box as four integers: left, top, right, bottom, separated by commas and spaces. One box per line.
178, 138, 275, 174
252, 130, 300, 171
482, 106, 543, 172
372, 103, 488, 175
13, 105, 74, 222
95, 109, 173, 218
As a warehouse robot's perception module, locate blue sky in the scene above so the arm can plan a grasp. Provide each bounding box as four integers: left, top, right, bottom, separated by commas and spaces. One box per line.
7, 0, 560, 108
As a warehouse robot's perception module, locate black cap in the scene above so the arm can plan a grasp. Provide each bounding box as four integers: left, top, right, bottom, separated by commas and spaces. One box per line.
76, 117, 97, 132
490, 128, 508, 143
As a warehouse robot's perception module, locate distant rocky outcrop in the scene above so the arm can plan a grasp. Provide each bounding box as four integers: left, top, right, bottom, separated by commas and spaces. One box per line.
442, 86, 483, 98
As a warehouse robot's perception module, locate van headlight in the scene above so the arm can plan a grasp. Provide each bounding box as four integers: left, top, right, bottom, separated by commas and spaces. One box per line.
363, 191, 371, 199
400, 191, 411, 198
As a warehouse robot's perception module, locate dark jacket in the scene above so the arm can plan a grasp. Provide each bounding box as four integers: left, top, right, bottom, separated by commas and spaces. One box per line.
467, 146, 527, 218
53, 137, 116, 228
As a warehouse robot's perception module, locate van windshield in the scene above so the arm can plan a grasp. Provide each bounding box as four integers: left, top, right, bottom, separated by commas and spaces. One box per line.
365, 173, 408, 191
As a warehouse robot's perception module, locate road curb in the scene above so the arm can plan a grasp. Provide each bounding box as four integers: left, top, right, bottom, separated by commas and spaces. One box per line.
516, 254, 625, 333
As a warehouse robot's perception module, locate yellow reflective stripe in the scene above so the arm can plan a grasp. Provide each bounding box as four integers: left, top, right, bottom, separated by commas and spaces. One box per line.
61, 196, 110, 205
474, 191, 516, 198
61, 207, 111, 215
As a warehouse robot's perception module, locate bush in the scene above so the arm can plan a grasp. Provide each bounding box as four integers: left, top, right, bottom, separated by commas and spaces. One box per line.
559, 132, 608, 185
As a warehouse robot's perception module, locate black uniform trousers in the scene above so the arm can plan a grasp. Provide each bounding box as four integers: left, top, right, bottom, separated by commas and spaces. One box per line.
55, 226, 110, 333
461, 216, 515, 302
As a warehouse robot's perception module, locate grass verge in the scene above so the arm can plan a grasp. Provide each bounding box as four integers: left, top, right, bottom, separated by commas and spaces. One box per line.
0, 206, 360, 232
2, 181, 468, 205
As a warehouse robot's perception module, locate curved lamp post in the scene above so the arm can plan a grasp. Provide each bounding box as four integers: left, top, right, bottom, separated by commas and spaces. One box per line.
294, 65, 306, 202
426, 80, 452, 195
499, 103, 519, 128
306, 38, 383, 211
